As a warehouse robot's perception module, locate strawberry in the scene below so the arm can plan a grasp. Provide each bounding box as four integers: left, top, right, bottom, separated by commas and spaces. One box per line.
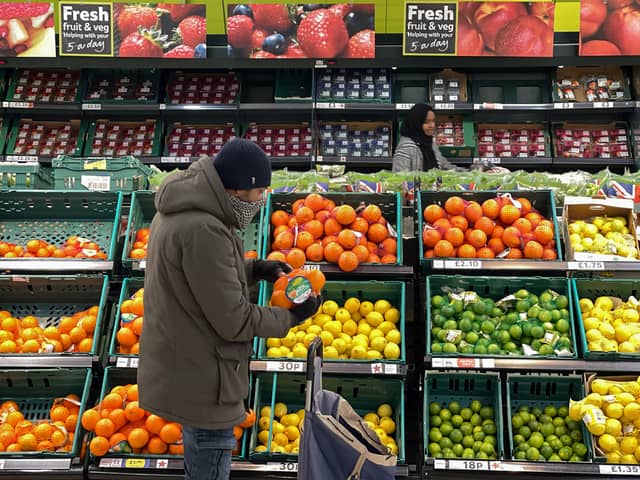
157, 4, 204, 22
329, 4, 352, 18
342, 29, 374, 58
278, 45, 306, 58
251, 4, 293, 32
119, 30, 165, 57
250, 28, 268, 50
227, 14, 254, 49
0, 3, 49, 19
297, 8, 348, 58
117, 5, 158, 38
176, 15, 206, 48
164, 45, 194, 58
250, 50, 276, 59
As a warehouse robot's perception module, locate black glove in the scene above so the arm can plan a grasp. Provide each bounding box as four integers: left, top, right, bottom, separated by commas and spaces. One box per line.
290, 295, 322, 326
253, 260, 292, 283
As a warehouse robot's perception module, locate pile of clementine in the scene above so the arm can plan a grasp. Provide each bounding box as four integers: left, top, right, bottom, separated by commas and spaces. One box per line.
267, 194, 398, 272
269, 268, 326, 310
0, 236, 108, 259
128, 228, 150, 260
0, 307, 97, 354
116, 288, 144, 355
0, 395, 79, 452
422, 195, 558, 260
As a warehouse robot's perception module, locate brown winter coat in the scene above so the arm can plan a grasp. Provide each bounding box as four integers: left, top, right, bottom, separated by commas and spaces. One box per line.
138, 156, 292, 430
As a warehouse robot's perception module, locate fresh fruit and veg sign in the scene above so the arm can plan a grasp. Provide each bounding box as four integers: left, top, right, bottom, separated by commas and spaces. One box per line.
579, 0, 640, 55
60, 2, 207, 58
227, 4, 375, 58
0, 2, 55, 57
404, 0, 555, 57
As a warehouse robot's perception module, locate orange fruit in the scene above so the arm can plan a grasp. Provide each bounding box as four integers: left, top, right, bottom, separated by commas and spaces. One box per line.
273, 231, 294, 250
117, 327, 137, 347
305, 243, 324, 262
6, 443, 21, 452
467, 229, 487, 249
109, 433, 127, 448
434, 240, 454, 258
131, 317, 143, 336
233, 425, 243, 440
349, 217, 369, 235
267, 251, 287, 262
291, 199, 305, 214
324, 218, 342, 237
379, 238, 397, 256
286, 248, 306, 269
65, 414, 78, 432
273, 276, 288, 292
324, 242, 344, 263
304, 193, 326, 212
444, 196, 465, 215
315, 209, 331, 223
424, 249, 435, 258
38, 440, 55, 451
337, 230, 357, 249
270, 290, 293, 309
127, 385, 138, 402
491, 224, 505, 240
444, 227, 464, 247
368, 253, 381, 263
338, 251, 359, 272
505, 248, 523, 259
295, 206, 315, 224
129, 343, 139, 355
90, 435, 110, 456
306, 270, 326, 293
488, 238, 506, 255
458, 244, 477, 258
128, 428, 150, 449
288, 217, 298, 230
15, 420, 33, 437
95, 419, 116, 438
499, 205, 521, 225
124, 401, 145, 422
463, 202, 483, 223
523, 241, 544, 259
352, 245, 370, 263
367, 224, 388, 243
108, 409, 127, 430
303, 220, 324, 240
322, 235, 338, 247
0, 430, 16, 447
82, 409, 100, 431
169, 444, 184, 455
26, 239, 41, 254
542, 248, 557, 260
272, 225, 290, 239
159, 423, 181, 444
474, 216, 495, 236
433, 218, 452, 233
50, 406, 69, 423
100, 408, 112, 419
69, 326, 87, 345
525, 212, 543, 228
271, 210, 290, 227
516, 197, 533, 214
18, 433, 37, 451
477, 247, 495, 258
449, 215, 469, 231
362, 204, 382, 224
21, 316, 39, 329
502, 226, 522, 248
148, 435, 168, 454
423, 204, 445, 224
240, 409, 256, 428
34, 423, 54, 441
334, 205, 356, 225
481, 199, 500, 219
1, 316, 19, 333
130, 298, 144, 317
77, 338, 92, 352
22, 339, 41, 353
512, 218, 532, 234
381, 254, 396, 264
145, 415, 167, 435
324, 199, 336, 211
423, 228, 442, 248
534, 224, 554, 245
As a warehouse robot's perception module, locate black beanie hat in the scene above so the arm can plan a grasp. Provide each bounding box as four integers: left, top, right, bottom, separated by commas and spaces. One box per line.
213, 139, 272, 189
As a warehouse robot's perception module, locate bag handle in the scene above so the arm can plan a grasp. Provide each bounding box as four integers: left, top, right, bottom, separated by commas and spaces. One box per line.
305, 337, 323, 413
346, 453, 366, 480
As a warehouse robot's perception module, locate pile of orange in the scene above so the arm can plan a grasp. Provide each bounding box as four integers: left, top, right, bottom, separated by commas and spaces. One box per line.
0, 395, 79, 452
422, 195, 558, 260
116, 288, 144, 355
233, 409, 256, 455
269, 269, 326, 310
0, 307, 97, 354
0, 236, 107, 259
244, 250, 258, 259
128, 228, 150, 260
267, 194, 398, 272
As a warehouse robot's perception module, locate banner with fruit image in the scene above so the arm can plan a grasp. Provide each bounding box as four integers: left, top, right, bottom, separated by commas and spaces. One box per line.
226, 4, 375, 58
0, 2, 55, 57
404, 1, 555, 57
579, 0, 640, 55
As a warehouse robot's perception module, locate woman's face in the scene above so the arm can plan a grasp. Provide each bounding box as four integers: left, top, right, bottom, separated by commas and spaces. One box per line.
422, 110, 436, 137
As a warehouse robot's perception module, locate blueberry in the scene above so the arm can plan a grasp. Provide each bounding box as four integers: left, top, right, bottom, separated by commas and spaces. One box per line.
302, 4, 325, 11
344, 11, 365, 36
232, 4, 253, 17
194, 43, 206, 58
262, 33, 287, 55
366, 14, 375, 30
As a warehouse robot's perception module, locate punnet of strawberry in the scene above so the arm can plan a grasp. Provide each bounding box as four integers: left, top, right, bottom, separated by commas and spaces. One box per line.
226, 3, 375, 59
0, 3, 54, 57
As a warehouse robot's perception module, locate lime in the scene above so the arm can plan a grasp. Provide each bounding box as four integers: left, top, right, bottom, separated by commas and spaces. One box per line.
462, 447, 475, 458
504, 342, 519, 353
459, 318, 473, 333
539, 414, 551, 424
452, 443, 464, 457
443, 320, 458, 330
431, 416, 442, 427
495, 330, 511, 345
558, 446, 572, 460
538, 344, 554, 355
569, 455, 582, 462
440, 422, 453, 437
442, 448, 455, 458
462, 435, 475, 448
529, 432, 544, 449
433, 314, 446, 327
560, 434, 573, 446
566, 419, 580, 431
528, 419, 540, 432
472, 440, 483, 452
487, 344, 501, 355
428, 442, 441, 456
539, 291, 553, 304
557, 406, 569, 418
556, 319, 570, 334
436, 330, 448, 342
515, 451, 527, 460
541, 423, 555, 438
429, 402, 442, 416
532, 407, 543, 417
440, 409, 452, 422
550, 438, 563, 451
481, 321, 495, 335
519, 411, 531, 423
528, 294, 539, 306
552, 416, 565, 428
470, 413, 482, 426
449, 401, 461, 415
541, 445, 554, 459
432, 295, 446, 308
522, 322, 533, 338
465, 332, 479, 344
440, 437, 453, 450
573, 442, 587, 458
460, 408, 473, 421
509, 325, 523, 339
431, 343, 443, 353
477, 450, 489, 459
451, 415, 464, 427
472, 302, 487, 315
484, 436, 496, 447
517, 442, 529, 453
441, 305, 455, 318
473, 430, 486, 442
528, 305, 541, 319
570, 430, 583, 442
549, 454, 561, 462
526, 446, 540, 461
482, 422, 497, 435
556, 295, 568, 309
460, 345, 474, 354
512, 414, 524, 430
474, 345, 487, 355
443, 343, 458, 353
460, 423, 473, 436
516, 300, 531, 313
531, 339, 542, 351
429, 429, 443, 442
515, 289, 530, 299
481, 442, 495, 455
560, 308, 570, 319
480, 406, 494, 420
531, 326, 544, 339
450, 429, 463, 444
519, 426, 532, 439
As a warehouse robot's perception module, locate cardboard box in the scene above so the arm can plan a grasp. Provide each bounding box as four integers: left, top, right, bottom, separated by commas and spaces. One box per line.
563, 196, 639, 261
554, 66, 631, 103
430, 69, 468, 103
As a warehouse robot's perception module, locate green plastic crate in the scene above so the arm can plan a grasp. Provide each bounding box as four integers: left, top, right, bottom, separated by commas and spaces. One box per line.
275, 70, 312, 103
263, 192, 403, 265
426, 275, 578, 359
83, 119, 164, 158
0, 118, 9, 155
506, 374, 593, 462
0, 368, 92, 459
572, 278, 640, 360
52, 156, 152, 193
423, 371, 503, 460
436, 115, 476, 158
0, 163, 53, 189
250, 373, 405, 463
81, 70, 160, 104
258, 280, 406, 363
0, 275, 108, 360
417, 190, 563, 264
5, 119, 86, 157
0, 190, 122, 263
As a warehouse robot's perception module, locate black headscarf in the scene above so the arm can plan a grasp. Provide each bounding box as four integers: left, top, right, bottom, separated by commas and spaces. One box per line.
400, 104, 437, 170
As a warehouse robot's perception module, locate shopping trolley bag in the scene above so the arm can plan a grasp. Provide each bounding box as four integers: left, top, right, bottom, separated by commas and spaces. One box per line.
298, 338, 397, 480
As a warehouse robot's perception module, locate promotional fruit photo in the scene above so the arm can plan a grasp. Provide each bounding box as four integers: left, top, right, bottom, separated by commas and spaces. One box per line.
580, 0, 640, 55
0, 2, 55, 57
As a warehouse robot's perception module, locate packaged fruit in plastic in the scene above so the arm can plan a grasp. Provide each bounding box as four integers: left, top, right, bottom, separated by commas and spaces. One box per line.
129, 228, 150, 260
423, 194, 558, 260
430, 287, 573, 357
117, 288, 144, 355
579, 295, 640, 353
427, 399, 498, 459
568, 217, 639, 260
268, 268, 325, 310
265, 296, 401, 361
0, 236, 107, 259
511, 404, 588, 462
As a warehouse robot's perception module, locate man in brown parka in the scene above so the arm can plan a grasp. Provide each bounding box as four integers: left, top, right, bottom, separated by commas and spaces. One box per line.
138, 139, 320, 479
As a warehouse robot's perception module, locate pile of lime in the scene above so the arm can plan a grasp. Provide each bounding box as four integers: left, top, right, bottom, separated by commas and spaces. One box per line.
511, 404, 588, 462
427, 399, 498, 459
430, 288, 573, 357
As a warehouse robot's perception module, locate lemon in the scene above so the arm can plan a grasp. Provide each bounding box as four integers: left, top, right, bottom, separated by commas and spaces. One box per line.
319, 331, 334, 346
258, 430, 270, 446
332, 338, 348, 354
385, 308, 400, 324
621, 436, 639, 455
635, 445, 640, 462
579, 298, 594, 312
367, 350, 383, 360
595, 297, 614, 312
379, 417, 396, 434
605, 418, 622, 436
370, 336, 387, 352
284, 443, 295, 453
374, 427, 387, 443
625, 403, 640, 420
339, 332, 353, 345
351, 311, 362, 322
606, 402, 625, 419
583, 317, 600, 331
285, 425, 300, 441
271, 444, 285, 453
324, 320, 342, 338
584, 393, 603, 408
622, 454, 639, 465
255, 445, 267, 452
599, 433, 619, 453
258, 416, 271, 430
365, 420, 376, 430
295, 331, 306, 343
384, 342, 401, 360
369, 329, 384, 340
297, 409, 305, 421
587, 421, 606, 437
292, 344, 308, 358
353, 334, 369, 348
303, 333, 318, 348
624, 309, 640, 323
592, 379, 610, 395
272, 421, 285, 435
386, 329, 401, 344
350, 345, 367, 359
610, 386, 624, 395
357, 323, 372, 336
266, 338, 281, 348
599, 322, 616, 340
364, 413, 380, 425
617, 393, 636, 406
344, 297, 360, 314
366, 311, 384, 328
260, 406, 271, 418
267, 347, 282, 358
378, 321, 395, 335
342, 320, 358, 336
586, 329, 603, 343
360, 301, 374, 317
322, 300, 339, 316
284, 413, 299, 426
386, 442, 399, 455
616, 325, 635, 344
374, 300, 391, 315
323, 346, 339, 359
274, 403, 288, 418
606, 451, 622, 464
569, 400, 583, 421
622, 341, 640, 353
279, 345, 291, 356
377, 403, 393, 418
274, 432, 289, 447
307, 324, 322, 336
313, 313, 332, 328
335, 308, 351, 324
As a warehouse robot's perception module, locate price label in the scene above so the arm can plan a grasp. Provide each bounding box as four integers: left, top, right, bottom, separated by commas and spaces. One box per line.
82, 103, 102, 111
116, 357, 139, 368
268, 462, 298, 472
3, 101, 33, 109
314, 60, 327, 68
433, 459, 447, 469
593, 101, 614, 109
4, 155, 38, 164
568, 261, 605, 271
99, 458, 123, 468
159, 103, 167, 110
139, 260, 146, 270
371, 363, 384, 374
155, 459, 169, 469
384, 363, 398, 374
0, 460, 5, 469
301, 264, 320, 271
474, 103, 503, 110
434, 103, 455, 110
553, 102, 574, 109
266, 361, 304, 372
339, 156, 347, 163
449, 460, 489, 471
395, 103, 413, 110
444, 260, 482, 269
125, 458, 147, 468
600, 464, 640, 475
81, 175, 110, 191
432, 260, 445, 269
316, 156, 324, 163
432, 358, 494, 369
317, 102, 345, 109
431, 358, 458, 368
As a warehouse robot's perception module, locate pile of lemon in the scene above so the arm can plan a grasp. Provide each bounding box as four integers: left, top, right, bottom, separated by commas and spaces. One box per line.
569, 377, 640, 463
254, 403, 304, 454
265, 298, 402, 361
579, 296, 640, 353
363, 403, 399, 455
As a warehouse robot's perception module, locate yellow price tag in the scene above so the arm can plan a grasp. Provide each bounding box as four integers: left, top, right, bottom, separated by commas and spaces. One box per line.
125, 458, 146, 468
84, 160, 107, 170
